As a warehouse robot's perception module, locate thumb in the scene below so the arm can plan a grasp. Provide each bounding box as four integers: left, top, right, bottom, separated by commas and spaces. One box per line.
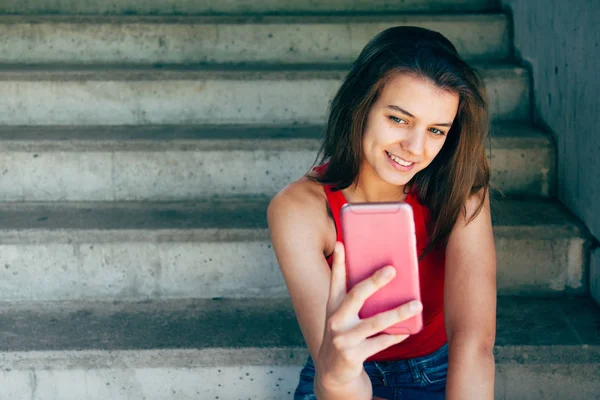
327, 242, 347, 314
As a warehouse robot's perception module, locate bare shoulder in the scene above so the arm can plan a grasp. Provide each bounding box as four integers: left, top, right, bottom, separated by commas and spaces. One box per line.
267, 176, 329, 233
459, 187, 491, 226
267, 175, 338, 267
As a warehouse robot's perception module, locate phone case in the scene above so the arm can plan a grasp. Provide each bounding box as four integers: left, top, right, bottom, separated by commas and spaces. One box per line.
340, 202, 423, 335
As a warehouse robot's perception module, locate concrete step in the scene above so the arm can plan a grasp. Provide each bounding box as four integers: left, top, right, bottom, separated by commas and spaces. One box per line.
0, 123, 553, 201
0, 64, 530, 125
0, 296, 598, 399
0, 197, 588, 303
0, 0, 500, 15
0, 14, 509, 65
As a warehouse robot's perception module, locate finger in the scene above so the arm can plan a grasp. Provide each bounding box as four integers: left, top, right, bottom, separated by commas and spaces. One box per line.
359, 333, 410, 362
326, 242, 347, 314
349, 300, 423, 342
335, 265, 397, 319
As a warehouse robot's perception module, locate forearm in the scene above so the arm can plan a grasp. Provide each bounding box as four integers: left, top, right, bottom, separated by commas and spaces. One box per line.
446, 337, 495, 400
314, 368, 373, 400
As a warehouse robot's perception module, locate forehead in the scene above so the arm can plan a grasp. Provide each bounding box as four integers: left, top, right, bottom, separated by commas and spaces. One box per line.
377, 72, 459, 121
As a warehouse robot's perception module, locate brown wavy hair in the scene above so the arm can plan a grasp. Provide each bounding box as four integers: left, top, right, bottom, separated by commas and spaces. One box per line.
309, 26, 490, 258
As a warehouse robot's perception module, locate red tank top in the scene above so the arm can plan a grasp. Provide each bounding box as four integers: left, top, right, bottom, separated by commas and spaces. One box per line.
319, 171, 447, 361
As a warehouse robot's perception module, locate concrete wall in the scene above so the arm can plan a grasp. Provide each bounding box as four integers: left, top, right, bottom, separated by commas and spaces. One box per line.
592, 249, 600, 304
500, 0, 600, 302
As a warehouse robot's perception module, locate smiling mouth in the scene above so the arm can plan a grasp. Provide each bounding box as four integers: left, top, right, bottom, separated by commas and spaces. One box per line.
386, 151, 415, 167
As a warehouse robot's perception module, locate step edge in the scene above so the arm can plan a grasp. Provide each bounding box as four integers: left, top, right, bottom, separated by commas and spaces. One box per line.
1, 345, 598, 370
0, 14, 509, 24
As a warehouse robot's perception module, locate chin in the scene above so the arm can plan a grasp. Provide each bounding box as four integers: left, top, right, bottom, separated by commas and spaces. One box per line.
379, 169, 414, 187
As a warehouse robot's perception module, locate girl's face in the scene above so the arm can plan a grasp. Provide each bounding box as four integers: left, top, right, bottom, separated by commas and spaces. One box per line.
361, 72, 459, 188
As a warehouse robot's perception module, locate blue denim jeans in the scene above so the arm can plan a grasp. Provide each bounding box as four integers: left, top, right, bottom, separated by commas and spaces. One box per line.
294, 343, 448, 400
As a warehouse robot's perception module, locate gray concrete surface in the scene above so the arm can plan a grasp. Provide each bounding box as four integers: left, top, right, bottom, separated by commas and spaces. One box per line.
0, 358, 598, 400
500, 0, 600, 302
0, 366, 301, 400
489, 124, 555, 197
592, 248, 600, 305
0, 0, 500, 15
0, 15, 509, 64
0, 232, 585, 300
0, 65, 529, 125
0, 123, 553, 201
0, 198, 588, 302
0, 296, 597, 399
495, 364, 600, 400
1, 296, 598, 351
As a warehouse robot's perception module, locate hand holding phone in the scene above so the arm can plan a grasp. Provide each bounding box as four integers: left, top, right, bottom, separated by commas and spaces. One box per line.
315, 242, 423, 395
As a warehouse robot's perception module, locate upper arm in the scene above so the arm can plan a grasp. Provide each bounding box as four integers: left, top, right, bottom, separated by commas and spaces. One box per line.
443, 189, 497, 346
267, 182, 333, 361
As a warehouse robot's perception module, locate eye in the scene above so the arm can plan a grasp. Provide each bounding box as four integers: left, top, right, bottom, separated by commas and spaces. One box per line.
388, 116, 407, 124
429, 128, 446, 136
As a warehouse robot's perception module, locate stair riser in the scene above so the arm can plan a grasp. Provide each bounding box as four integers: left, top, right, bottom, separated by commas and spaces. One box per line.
1, 362, 598, 400
0, 235, 585, 303
0, 241, 286, 302
0, 72, 529, 125
495, 364, 600, 400
489, 143, 555, 197
0, 0, 499, 15
0, 144, 552, 201
0, 17, 508, 64
496, 236, 587, 295
0, 366, 301, 400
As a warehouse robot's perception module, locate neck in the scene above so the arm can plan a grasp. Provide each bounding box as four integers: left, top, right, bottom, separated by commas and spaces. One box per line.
343, 163, 407, 203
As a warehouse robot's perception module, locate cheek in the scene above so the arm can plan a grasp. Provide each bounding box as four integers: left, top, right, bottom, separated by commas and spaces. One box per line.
361, 126, 380, 152
361, 130, 386, 166
364, 120, 395, 146
426, 140, 447, 161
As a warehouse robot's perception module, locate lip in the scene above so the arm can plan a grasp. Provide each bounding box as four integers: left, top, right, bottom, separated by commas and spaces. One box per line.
385, 151, 416, 172
386, 150, 418, 163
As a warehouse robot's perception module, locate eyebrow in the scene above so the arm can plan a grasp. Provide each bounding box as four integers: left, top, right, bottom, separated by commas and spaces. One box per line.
386, 105, 453, 127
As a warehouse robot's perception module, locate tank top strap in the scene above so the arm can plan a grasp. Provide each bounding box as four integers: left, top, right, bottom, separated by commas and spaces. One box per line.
404, 190, 431, 257
323, 184, 347, 247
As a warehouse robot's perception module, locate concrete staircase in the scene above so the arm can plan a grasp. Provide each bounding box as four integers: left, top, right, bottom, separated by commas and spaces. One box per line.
0, 1, 597, 399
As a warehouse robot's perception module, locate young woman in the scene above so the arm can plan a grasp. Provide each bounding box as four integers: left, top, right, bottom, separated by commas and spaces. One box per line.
267, 26, 497, 399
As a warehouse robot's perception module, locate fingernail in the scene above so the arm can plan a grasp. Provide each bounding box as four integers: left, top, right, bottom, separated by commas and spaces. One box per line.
409, 301, 423, 313
381, 266, 395, 278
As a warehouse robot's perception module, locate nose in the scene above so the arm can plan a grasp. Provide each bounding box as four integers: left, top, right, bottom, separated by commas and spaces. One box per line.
400, 129, 425, 157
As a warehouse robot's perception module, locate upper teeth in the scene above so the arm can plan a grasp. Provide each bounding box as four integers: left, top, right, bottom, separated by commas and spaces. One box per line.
387, 151, 413, 167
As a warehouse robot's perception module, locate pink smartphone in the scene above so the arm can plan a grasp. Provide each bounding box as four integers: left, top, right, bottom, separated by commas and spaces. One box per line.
340, 202, 422, 335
